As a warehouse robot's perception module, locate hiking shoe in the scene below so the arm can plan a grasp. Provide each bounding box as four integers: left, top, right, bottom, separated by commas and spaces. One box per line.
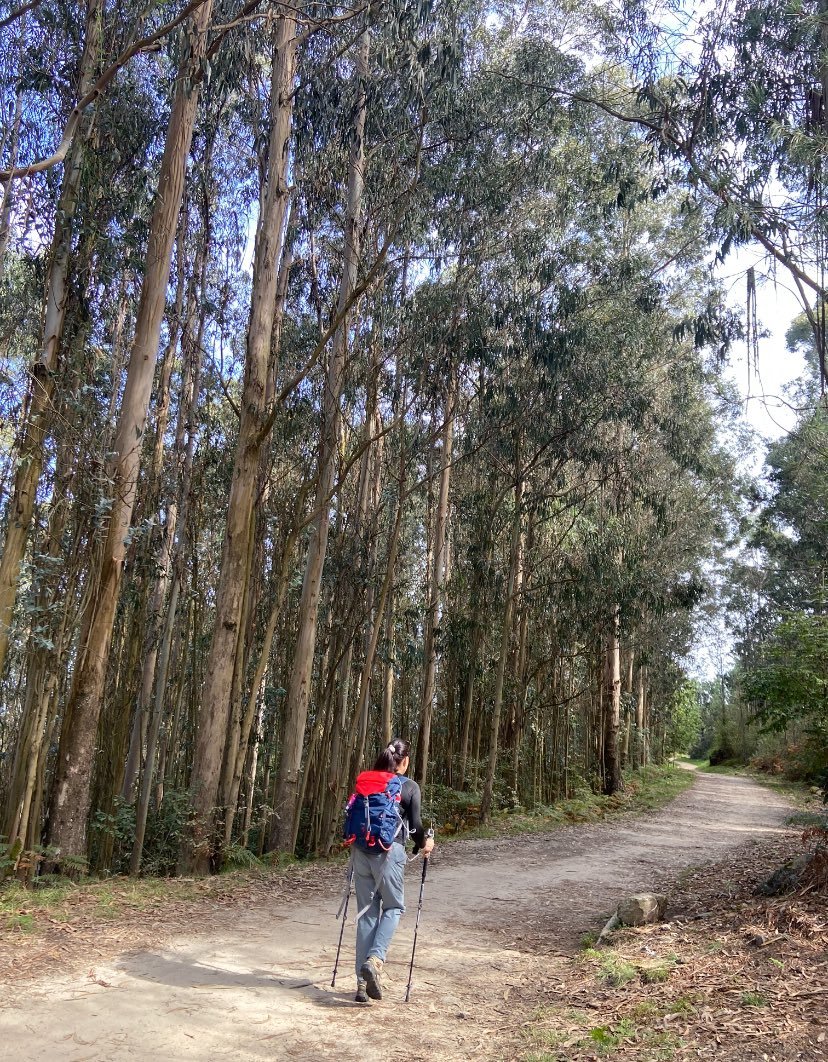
360, 956, 383, 1000
354, 979, 369, 1004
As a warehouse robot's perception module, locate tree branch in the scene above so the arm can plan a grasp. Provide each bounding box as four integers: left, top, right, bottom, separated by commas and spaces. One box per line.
495, 69, 826, 300
0, 0, 211, 180
0, 0, 41, 31
575, 90, 825, 298
251, 235, 393, 448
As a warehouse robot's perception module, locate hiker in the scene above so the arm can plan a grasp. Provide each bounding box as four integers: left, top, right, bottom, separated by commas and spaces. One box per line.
345, 737, 435, 1004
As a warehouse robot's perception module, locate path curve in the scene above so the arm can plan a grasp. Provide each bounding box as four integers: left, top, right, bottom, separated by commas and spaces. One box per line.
2, 770, 796, 1062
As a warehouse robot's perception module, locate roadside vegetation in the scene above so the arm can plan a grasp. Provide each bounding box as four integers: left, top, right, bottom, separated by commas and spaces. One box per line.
521, 812, 828, 1062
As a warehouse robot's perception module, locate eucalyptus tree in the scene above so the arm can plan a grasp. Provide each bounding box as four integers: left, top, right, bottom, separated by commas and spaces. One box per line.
268, 21, 373, 856
180, 5, 300, 874
0, 1, 171, 858
598, 0, 828, 368
726, 320, 828, 786
264, 0, 479, 854
0, 0, 749, 877
0, 0, 229, 686
0, 0, 104, 686
48, 0, 215, 865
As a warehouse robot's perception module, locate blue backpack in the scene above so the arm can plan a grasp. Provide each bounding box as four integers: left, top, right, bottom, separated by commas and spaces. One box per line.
343, 770, 404, 850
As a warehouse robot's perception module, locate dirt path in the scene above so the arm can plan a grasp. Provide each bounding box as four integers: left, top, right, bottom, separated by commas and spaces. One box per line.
1, 770, 797, 1062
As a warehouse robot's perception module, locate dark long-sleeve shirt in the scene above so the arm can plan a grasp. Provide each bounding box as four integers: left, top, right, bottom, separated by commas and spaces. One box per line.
400, 776, 427, 851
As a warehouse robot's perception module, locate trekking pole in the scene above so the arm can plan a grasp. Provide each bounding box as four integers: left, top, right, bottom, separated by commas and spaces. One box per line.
331, 863, 354, 988
404, 854, 429, 1002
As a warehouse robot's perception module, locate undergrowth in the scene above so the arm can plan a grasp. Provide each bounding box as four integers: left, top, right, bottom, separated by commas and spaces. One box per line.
432, 764, 695, 846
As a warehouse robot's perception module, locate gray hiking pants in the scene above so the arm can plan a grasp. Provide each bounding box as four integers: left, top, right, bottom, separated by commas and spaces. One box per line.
352, 841, 407, 978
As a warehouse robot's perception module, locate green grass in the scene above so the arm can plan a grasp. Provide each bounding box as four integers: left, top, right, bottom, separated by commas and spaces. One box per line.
524, 1010, 682, 1061
667, 997, 698, 1015
0, 866, 257, 936
580, 947, 678, 989
628, 1001, 659, 1018
740, 991, 767, 1007
748, 774, 823, 809
0, 878, 80, 915
785, 810, 828, 828
629, 996, 697, 1020
599, 956, 639, 987
696, 761, 743, 774
5, 912, 35, 932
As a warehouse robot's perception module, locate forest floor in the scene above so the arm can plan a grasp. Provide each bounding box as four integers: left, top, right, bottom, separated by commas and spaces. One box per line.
1, 766, 826, 1062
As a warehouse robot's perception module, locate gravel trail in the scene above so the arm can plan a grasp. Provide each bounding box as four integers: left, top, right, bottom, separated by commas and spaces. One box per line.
1, 769, 796, 1061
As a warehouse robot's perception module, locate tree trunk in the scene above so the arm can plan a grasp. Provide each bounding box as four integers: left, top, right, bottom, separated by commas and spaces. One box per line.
221, 226, 296, 835
509, 514, 529, 799
621, 646, 634, 767
318, 416, 378, 851
270, 27, 370, 854
220, 230, 295, 852
217, 512, 256, 847
635, 663, 647, 768
128, 224, 208, 874
380, 583, 396, 745
2, 414, 77, 856
180, 13, 297, 873
241, 701, 264, 848
458, 529, 492, 792
47, 2, 213, 866
480, 464, 523, 824
602, 603, 623, 795
0, 0, 102, 681
347, 453, 403, 793
0, 83, 22, 284
122, 213, 190, 804
414, 370, 456, 789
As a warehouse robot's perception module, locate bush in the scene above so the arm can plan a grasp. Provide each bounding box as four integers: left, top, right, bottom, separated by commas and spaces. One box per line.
141, 789, 193, 876
709, 726, 742, 765
222, 843, 262, 871
90, 792, 192, 877
423, 785, 482, 833
91, 798, 136, 874
749, 753, 785, 775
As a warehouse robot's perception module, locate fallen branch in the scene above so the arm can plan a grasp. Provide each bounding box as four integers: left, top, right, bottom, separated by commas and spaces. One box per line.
597, 911, 620, 945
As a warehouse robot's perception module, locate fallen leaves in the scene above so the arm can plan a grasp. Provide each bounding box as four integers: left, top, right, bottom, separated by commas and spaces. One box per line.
520, 833, 828, 1061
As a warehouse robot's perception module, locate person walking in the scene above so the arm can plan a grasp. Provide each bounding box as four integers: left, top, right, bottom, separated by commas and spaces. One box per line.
346, 738, 434, 1004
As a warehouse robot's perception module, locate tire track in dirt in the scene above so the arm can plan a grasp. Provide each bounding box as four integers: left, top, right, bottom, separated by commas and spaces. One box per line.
1, 769, 797, 1061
